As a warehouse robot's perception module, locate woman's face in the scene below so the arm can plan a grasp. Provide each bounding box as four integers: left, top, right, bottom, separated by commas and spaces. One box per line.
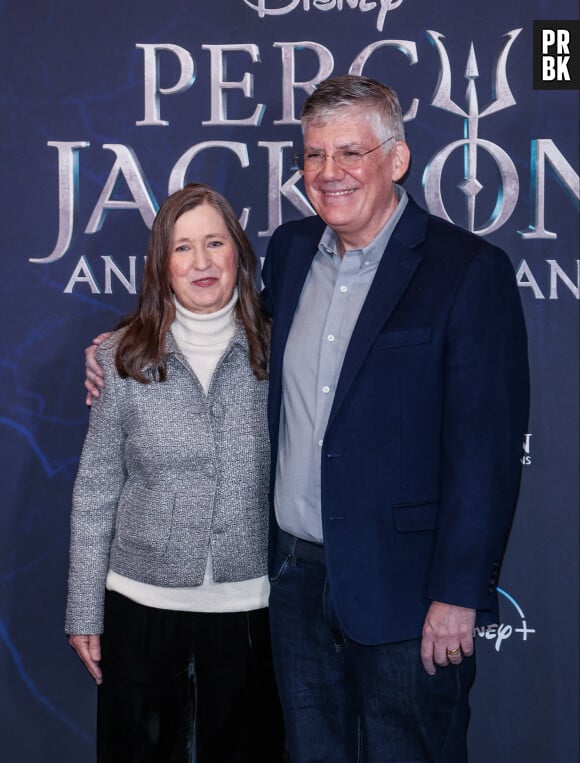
168, 203, 238, 314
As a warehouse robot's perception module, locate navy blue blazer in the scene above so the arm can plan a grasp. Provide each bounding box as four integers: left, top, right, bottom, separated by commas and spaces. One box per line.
262, 196, 529, 645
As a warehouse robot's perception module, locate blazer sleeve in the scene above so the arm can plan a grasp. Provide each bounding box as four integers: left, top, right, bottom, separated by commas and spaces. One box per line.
64, 342, 127, 635
426, 245, 529, 612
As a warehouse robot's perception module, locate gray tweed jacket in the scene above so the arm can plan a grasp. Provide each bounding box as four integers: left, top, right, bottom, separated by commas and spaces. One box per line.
65, 328, 270, 634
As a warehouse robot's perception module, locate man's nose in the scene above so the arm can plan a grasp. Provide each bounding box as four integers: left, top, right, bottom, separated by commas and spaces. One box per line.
319, 153, 344, 179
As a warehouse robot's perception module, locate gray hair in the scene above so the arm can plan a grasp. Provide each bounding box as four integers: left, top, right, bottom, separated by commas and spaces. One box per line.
301, 74, 406, 144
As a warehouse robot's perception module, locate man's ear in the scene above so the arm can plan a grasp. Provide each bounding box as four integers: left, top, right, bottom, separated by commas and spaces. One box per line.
391, 141, 411, 182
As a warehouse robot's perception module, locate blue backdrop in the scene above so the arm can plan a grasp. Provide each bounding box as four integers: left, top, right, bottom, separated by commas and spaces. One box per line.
0, 1, 578, 760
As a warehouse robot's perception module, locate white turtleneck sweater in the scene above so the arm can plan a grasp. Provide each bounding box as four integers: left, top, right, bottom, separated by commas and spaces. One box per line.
106, 290, 270, 613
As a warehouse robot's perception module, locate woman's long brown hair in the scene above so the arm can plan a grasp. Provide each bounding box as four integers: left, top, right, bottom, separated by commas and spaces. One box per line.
114, 183, 269, 382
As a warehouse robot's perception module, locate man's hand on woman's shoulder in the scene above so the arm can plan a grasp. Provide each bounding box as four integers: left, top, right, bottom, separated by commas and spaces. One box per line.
85, 332, 111, 405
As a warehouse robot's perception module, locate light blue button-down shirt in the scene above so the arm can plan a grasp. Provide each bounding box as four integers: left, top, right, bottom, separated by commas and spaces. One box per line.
275, 188, 408, 542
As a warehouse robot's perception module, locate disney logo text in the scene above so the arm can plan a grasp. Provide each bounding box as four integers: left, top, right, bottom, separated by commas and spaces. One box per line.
242, 0, 405, 33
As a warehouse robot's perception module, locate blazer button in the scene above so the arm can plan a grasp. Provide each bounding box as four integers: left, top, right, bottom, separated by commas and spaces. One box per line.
211, 403, 224, 418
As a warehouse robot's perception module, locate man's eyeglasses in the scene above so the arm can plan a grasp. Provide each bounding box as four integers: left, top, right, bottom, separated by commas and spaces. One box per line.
294, 136, 394, 173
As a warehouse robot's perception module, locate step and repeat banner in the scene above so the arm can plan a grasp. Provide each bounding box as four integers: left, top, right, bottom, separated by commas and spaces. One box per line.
0, 1, 578, 761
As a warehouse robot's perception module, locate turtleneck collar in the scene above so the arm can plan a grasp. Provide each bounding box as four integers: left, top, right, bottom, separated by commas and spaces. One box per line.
171, 288, 238, 348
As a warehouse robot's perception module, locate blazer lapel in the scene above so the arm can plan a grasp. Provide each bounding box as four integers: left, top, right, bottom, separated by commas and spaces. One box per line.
327, 199, 427, 430
270, 224, 322, 379
267, 221, 322, 447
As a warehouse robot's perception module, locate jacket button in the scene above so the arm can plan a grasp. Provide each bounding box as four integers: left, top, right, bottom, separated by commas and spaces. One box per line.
211, 403, 224, 418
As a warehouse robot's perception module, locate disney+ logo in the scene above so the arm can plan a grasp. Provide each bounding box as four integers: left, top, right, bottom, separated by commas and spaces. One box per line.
474, 588, 535, 653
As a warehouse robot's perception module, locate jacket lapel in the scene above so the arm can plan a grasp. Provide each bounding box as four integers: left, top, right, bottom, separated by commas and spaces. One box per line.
327, 198, 428, 431
270, 225, 323, 381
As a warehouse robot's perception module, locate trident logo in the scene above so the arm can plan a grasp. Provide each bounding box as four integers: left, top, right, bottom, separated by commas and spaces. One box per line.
423, 29, 522, 236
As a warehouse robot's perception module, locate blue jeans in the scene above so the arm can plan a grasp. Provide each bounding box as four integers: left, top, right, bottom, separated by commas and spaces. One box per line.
269, 530, 475, 763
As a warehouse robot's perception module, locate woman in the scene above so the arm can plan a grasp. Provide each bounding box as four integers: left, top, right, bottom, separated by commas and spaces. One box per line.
65, 183, 285, 762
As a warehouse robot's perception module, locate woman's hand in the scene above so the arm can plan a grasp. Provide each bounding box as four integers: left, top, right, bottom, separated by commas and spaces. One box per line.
69, 634, 103, 684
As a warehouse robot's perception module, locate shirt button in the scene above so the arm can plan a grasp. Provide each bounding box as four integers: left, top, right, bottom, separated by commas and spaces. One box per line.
322, 386, 330, 394
339, 285, 347, 293
318, 440, 323, 447
327, 334, 335, 342
364, 260, 370, 266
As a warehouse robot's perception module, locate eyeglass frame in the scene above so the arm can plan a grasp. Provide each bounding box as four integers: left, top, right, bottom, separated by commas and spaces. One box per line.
294, 136, 395, 173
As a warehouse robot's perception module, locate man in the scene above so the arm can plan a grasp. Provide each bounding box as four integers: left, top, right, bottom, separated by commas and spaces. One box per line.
261, 75, 528, 762
86, 75, 528, 762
